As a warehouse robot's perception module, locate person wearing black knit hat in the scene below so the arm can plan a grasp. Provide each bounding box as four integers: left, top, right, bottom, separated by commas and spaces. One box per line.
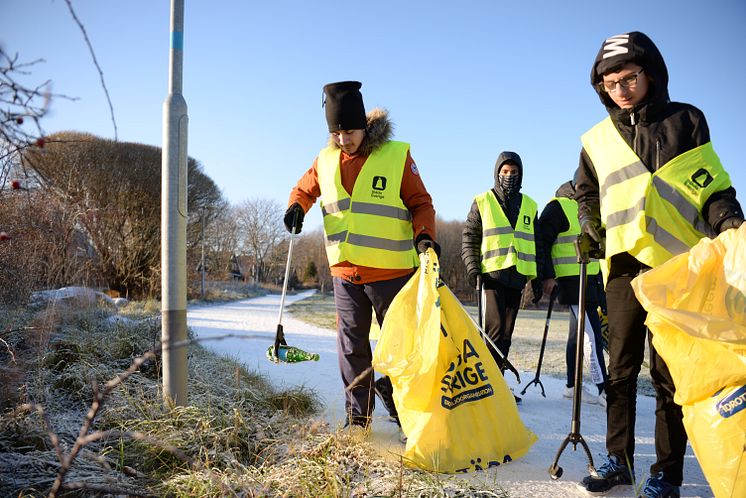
284, 81, 440, 437
461, 151, 544, 405
575, 32, 743, 497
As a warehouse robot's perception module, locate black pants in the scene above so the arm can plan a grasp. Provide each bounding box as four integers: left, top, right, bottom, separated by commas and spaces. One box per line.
333, 274, 411, 423
605, 276, 687, 485
483, 283, 522, 371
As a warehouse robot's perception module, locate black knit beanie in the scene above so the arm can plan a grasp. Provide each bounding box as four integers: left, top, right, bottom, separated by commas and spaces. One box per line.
323, 81, 367, 132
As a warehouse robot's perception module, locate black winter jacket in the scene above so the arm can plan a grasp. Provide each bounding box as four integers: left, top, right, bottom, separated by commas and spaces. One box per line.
575, 31, 742, 278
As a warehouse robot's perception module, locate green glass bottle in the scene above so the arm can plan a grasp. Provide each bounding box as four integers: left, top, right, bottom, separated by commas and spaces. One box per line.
266, 345, 320, 363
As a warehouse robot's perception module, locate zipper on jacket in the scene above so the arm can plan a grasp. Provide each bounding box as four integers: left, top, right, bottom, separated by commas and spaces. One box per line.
630, 110, 639, 156
656, 139, 661, 170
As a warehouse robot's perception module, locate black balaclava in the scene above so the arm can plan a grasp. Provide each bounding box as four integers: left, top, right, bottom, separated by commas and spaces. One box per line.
323, 81, 367, 132
493, 151, 524, 199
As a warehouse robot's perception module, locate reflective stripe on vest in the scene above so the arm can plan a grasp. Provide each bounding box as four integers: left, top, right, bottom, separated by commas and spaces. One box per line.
581, 117, 731, 268
317, 141, 418, 269
475, 192, 537, 279
551, 197, 600, 277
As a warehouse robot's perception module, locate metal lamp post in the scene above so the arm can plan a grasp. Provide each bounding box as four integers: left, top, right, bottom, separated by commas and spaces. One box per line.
161, 0, 188, 407
200, 206, 206, 300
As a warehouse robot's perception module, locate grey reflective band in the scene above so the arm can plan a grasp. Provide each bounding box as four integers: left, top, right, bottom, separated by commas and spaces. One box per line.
483, 228, 533, 241
599, 160, 648, 201
325, 231, 348, 245
645, 216, 690, 256
484, 226, 513, 237
482, 246, 535, 263
606, 197, 646, 229
351, 201, 412, 221
347, 233, 414, 252
651, 176, 714, 237
552, 256, 577, 266
321, 197, 351, 216
482, 246, 515, 260
517, 252, 536, 263
556, 234, 577, 244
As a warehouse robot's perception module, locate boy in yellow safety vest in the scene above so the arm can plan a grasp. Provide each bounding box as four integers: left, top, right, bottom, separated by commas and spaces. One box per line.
537, 179, 608, 407
461, 151, 543, 404
575, 31, 743, 498
284, 81, 439, 431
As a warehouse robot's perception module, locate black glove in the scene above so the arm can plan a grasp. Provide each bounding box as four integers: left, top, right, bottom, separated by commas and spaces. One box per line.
531, 279, 543, 305
719, 216, 744, 233
578, 214, 605, 259
467, 270, 479, 290
283, 203, 305, 234
579, 214, 603, 243
415, 234, 441, 257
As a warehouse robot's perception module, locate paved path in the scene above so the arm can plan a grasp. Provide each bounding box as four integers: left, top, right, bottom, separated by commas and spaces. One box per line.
187, 291, 713, 498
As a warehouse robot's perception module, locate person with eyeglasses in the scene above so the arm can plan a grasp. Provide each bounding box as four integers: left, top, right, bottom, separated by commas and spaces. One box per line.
574, 32, 743, 497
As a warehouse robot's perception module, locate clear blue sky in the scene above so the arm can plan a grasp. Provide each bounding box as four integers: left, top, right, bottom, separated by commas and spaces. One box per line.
3, 0, 744, 232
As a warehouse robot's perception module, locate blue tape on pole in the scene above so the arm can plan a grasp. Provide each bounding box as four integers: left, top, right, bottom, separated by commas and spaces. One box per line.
171, 31, 184, 50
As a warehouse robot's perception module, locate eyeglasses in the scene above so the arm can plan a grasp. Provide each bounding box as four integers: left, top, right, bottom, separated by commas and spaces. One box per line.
600, 69, 644, 93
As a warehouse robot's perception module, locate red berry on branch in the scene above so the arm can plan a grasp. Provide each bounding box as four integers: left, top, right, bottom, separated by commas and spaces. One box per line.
35, 137, 45, 148
15, 117, 24, 125
0, 232, 10, 241
11, 180, 21, 190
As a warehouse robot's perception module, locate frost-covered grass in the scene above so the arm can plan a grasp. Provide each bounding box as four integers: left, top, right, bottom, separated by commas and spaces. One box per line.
1, 299, 509, 497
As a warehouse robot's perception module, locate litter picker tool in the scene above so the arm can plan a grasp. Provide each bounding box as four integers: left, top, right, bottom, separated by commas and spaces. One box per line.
268, 211, 319, 364
520, 287, 558, 397
474, 275, 521, 383
548, 234, 597, 480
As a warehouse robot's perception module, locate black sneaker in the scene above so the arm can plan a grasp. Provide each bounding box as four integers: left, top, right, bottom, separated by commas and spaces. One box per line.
579, 454, 634, 494
640, 473, 680, 498
343, 415, 370, 430
374, 376, 400, 426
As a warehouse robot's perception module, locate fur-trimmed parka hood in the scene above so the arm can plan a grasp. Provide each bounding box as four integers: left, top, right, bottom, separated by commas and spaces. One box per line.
327, 107, 393, 156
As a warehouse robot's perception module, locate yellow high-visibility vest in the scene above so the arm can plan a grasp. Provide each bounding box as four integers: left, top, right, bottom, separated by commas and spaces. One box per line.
551, 197, 601, 277
581, 117, 731, 271
475, 191, 537, 279
317, 141, 418, 269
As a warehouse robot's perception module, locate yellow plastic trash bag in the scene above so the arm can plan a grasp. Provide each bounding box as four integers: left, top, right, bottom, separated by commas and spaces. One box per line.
372, 249, 537, 473
631, 225, 746, 498
683, 386, 746, 498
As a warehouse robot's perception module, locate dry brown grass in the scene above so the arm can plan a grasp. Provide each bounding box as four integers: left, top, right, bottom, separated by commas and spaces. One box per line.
1, 300, 507, 497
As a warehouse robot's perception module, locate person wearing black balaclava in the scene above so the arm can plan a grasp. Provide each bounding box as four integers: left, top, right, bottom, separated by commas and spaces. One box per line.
575, 32, 743, 498
461, 151, 543, 404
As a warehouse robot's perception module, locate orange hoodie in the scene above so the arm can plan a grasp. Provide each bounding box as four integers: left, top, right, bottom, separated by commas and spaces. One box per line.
288, 148, 436, 284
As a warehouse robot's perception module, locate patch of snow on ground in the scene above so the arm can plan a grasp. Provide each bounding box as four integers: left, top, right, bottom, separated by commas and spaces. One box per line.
187, 291, 714, 498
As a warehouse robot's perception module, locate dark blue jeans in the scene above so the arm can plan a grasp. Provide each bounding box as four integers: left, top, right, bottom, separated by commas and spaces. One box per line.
333, 273, 412, 424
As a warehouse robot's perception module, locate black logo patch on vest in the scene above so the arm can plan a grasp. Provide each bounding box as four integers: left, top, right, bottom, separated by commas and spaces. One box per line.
372, 176, 387, 191
691, 168, 713, 189
523, 215, 531, 226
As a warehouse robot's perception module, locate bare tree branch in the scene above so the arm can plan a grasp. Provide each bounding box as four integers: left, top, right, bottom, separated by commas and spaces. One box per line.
63, 0, 118, 140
